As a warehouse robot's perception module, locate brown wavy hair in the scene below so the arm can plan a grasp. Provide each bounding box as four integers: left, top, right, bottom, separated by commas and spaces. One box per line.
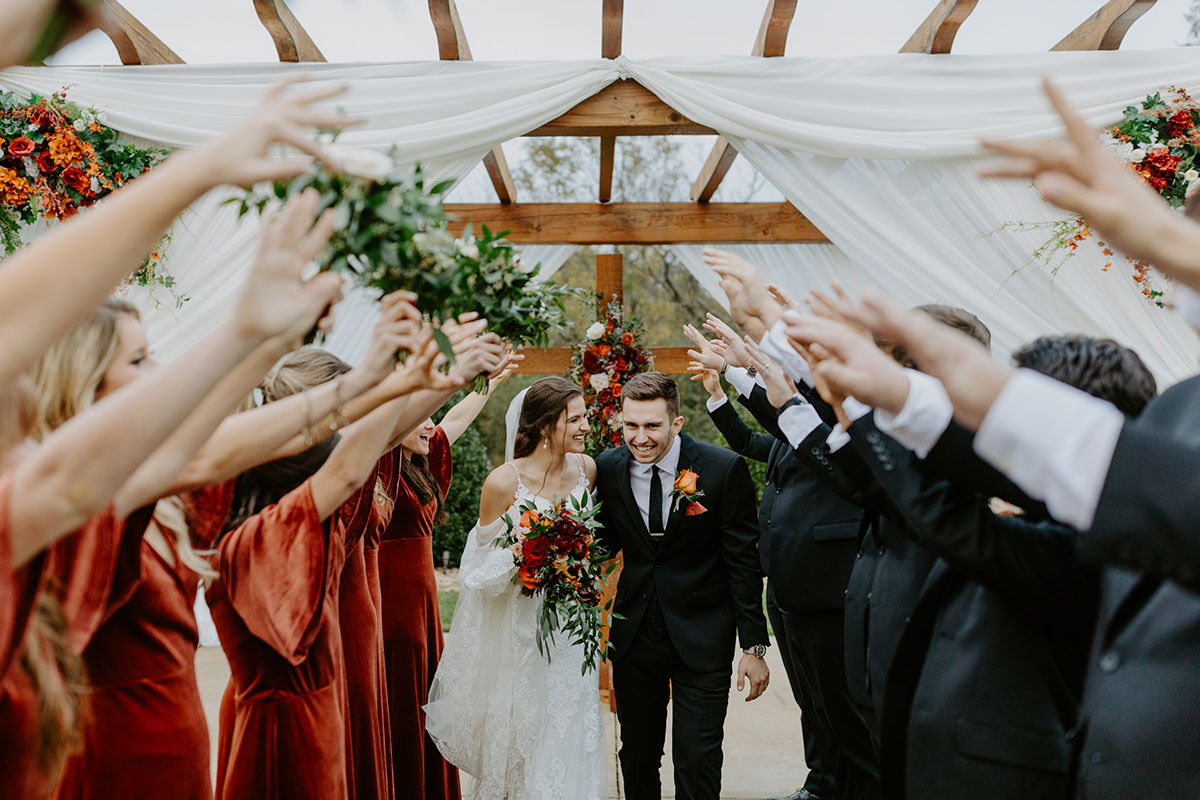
401, 429, 445, 525
512, 377, 583, 460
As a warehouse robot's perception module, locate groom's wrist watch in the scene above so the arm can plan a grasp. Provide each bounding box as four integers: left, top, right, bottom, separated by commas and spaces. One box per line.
743, 644, 768, 659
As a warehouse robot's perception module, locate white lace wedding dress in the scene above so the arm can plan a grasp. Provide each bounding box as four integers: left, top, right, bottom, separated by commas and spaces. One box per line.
424, 455, 607, 800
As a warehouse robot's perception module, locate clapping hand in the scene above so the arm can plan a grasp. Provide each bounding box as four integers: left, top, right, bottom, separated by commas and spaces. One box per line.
233, 188, 344, 346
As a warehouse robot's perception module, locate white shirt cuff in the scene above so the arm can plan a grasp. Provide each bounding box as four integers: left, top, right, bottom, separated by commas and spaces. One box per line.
874, 369, 953, 459
706, 395, 730, 413
842, 396, 871, 423
778, 401, 822, 449
724, 366, 757, 399
826, 424, 851, 452
974, 368, 1125, 531
759, 319, 814, 387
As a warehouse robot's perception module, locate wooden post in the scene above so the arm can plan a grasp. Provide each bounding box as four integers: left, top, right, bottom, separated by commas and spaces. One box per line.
595, 252, 623, 306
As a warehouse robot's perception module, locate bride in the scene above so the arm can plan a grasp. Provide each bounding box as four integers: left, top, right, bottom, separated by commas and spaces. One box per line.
424, 376, 608, 800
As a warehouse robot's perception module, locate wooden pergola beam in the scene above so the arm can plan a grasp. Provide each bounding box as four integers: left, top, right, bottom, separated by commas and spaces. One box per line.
691, 0, 797, 203
427, 0, 515, 203
253, 0, 325, 62
444, 202, 825, 244
515, 346, 693, 375
899, 0, 979, 55
530, 81, 714, 137
1051, 0, 1157, 51
96, 0, 183, 65
599, 0, 624, 202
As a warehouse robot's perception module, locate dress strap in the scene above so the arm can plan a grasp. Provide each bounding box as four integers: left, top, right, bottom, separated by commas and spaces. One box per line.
574, 453, 589, 490
508, 462, 531, 500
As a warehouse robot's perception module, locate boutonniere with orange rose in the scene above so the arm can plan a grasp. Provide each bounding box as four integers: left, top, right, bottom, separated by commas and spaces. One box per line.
492, 494, 617, 675
671, 468, 708, 516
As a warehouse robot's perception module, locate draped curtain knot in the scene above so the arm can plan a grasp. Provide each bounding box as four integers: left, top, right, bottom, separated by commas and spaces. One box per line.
611, 55, 635, 81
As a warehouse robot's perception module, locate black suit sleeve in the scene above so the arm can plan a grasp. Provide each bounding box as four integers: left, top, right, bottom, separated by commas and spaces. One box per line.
708, 399, 775, 464
594, 457, 623, 558
1082, 422, 1200, 592
736, 385, 787, 441
923, 420, 1049, 518
717, 455, 770, 648
848, 416, 1096, 629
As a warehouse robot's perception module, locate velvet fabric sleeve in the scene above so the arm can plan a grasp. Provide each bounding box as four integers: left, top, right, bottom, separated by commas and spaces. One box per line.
429, 426, 454, 497
0, 471, 46, 678
182, 479, 236, 549
217, 479, 339, 664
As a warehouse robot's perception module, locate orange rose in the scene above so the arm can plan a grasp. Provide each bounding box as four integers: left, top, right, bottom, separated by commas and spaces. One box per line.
674, 469, 699, 495
519, 509, 541, 529
621, 332, 634, 346
518, 562, 539, 590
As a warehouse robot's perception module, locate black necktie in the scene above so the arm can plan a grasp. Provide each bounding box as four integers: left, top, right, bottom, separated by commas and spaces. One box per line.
649, 465, 664, 534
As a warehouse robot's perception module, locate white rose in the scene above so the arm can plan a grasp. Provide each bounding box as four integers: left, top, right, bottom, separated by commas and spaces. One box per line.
73, 119, 86, 132
586, 321, 605, 340
457, 239, 480, 259
90, 176, 101, 193
96, 111, 108, 124
1130, 148, 1147, 164
1185, 170, 1199, 183
325, 144, 394, 182
588, 373, 610, 392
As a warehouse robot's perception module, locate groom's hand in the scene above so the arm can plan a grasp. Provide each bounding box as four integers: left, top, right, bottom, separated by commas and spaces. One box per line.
736, 653, 769, 702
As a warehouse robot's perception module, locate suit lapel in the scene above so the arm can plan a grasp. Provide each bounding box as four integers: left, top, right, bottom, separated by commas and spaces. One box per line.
614, 447, 657, 551
664, 435, 699, 539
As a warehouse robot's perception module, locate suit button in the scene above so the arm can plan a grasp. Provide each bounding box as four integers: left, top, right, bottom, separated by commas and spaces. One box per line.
1099, 651, 1121, 673
856, 552, 862, 560
866, 592, 872, 601
810, 447, 821, 455
844, 589, 849, 597
642, 593, 648, 600
767, 519, 772, 525
904, 616, 911, 624
1090, 752, 1103, 765
867, 432, 881, 444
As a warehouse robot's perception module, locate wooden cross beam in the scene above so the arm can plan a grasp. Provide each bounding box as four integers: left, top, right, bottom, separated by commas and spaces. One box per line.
529, 81, 715, 137
900, 0, 979, 55
444, 202, 825, 244
427, 0, 517, 204
689, 0, 797, 203
96, 0, 183, 65
253, 0, 325, 62
1052, 0, 1158, 51
599, 0, 624, 203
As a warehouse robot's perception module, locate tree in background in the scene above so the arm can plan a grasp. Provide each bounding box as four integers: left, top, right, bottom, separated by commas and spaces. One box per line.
1187, 0, 1200, 44
431, 393, 493, 568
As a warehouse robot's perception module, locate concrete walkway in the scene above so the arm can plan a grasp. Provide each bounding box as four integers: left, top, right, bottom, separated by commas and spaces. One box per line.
195, 637, 809, 799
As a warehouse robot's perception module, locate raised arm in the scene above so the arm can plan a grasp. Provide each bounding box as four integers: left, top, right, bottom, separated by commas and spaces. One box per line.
7, 190, 343, 567
0, 77, 357, 387
437, 350, 521, 446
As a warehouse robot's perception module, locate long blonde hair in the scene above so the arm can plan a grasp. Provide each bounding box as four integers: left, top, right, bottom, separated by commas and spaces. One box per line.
26, 298, 215, 579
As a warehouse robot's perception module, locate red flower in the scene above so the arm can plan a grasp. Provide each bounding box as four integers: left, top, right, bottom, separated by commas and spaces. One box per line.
7, 137, 35, 158
612, 383, 622, 398
522, 535, 552, 569
621, 332, 634, 346
1169, 109, 1195, 139
583, 351, 600, 372
596, 344, 611, 358
615, 358, 628, 372
60, 165, 90, 193
1143, 148, 1182, 192
36, 152, 56, 173
28, 105, 56, 129
684, 501, 708, 516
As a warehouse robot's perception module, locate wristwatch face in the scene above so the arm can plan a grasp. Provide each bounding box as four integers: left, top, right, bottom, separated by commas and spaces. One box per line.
748, 644, 767, 658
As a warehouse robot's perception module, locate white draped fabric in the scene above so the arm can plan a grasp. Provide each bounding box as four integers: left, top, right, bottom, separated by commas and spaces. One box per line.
5, 51, 1200, 377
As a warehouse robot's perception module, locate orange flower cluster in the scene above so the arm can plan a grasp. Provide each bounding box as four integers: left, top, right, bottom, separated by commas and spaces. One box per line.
0, 167, 32, 206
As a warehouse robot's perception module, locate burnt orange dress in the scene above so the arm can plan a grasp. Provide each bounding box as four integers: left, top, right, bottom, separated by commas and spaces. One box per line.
336, 450, 400, 800
207, 478, 350, 800
377, 427, 460, 799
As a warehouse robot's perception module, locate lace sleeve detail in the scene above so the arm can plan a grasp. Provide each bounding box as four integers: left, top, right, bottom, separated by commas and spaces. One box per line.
458, 515, 518, 595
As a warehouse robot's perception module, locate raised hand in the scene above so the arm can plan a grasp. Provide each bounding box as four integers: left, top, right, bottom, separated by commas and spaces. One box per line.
487, 349, 524, 389
743, 339, 797, 409
981, 79, 1200, 285
350, 291, 423, 389
683, 323, 726, 372
392, 327, 466, 395
806, 284, 872, 338
233, 187, 344, 345
188, 76, 364, 188
767, 284, 802, 314
702, 313, 754, 369
782, 312, 910, 413
703, 248, 780, 337
687, 362, 725, 401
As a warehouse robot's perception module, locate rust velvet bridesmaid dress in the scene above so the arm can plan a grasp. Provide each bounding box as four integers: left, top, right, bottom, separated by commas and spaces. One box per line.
377, 427, 460, 799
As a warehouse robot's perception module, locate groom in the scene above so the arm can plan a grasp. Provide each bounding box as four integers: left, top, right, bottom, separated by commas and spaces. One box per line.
596, 371, 770, 800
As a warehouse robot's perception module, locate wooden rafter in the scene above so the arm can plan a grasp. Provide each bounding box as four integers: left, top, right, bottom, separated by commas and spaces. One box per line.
516, 346, 693, 375
1052, 0, 1158, 51
530, 81, 714, 137
96, 0, 183, 65
599, 0, 624, 202
253, 0, 325, 62
900, 0, 979, 55
444, 202, 824, 244
690, 0, 797, 203
427, 0, 515, 203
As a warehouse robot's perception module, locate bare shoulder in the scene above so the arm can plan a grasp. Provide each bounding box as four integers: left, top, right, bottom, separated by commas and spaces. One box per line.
478, 464, 519, 526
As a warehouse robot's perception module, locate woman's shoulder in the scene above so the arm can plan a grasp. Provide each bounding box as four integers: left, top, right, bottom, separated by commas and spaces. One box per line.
482, 463, 519, 496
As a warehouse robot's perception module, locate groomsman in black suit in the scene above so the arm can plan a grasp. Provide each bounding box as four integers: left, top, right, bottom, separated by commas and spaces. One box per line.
595, 372, 770, 800
699, 363, 878, 800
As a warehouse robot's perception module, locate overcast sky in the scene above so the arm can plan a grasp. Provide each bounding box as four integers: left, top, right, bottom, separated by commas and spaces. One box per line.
41, 0, 1200, 202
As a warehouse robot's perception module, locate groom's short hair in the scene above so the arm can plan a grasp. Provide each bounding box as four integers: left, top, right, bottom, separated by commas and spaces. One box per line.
622, 372, 680, 419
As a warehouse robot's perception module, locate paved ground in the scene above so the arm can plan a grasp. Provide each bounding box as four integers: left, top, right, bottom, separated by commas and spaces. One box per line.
195, 637, 809, 799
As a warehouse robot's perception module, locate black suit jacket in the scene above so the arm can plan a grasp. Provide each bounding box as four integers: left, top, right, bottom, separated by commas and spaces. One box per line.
1067, 374, 1200, 800
595, 434, 769, 673
707, 390, 863, 611
848, 415, 1096, 800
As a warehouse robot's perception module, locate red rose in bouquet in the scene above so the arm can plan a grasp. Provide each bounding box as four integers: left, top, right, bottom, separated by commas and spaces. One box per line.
35, 152, 57, 174
521, 535, 552, 569
60, 165, 90, 193
1169, 109, 1194, 139
583, 350, 600, 372
7, 137, 35, 158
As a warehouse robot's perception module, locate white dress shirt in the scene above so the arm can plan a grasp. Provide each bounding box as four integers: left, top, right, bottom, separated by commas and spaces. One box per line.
628, 434, 682, 533
873, 369, 955, 459
973, 368, 1125, 531
758, 319, 814, 386
705, 367, 829, 454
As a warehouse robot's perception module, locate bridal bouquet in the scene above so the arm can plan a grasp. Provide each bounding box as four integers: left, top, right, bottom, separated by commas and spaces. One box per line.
234, 147, 581, 365
493, 494, 616, 675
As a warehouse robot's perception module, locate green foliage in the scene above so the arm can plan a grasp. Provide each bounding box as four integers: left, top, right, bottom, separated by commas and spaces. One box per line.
438, 590, 458, 632
431, 406, 492, 569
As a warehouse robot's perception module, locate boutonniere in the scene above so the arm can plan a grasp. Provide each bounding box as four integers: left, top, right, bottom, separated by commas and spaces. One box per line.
671, 468, 708, 516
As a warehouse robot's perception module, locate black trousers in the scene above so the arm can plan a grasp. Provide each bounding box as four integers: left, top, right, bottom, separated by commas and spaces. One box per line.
770, 591, 882, 800
612, 600, 731, 800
